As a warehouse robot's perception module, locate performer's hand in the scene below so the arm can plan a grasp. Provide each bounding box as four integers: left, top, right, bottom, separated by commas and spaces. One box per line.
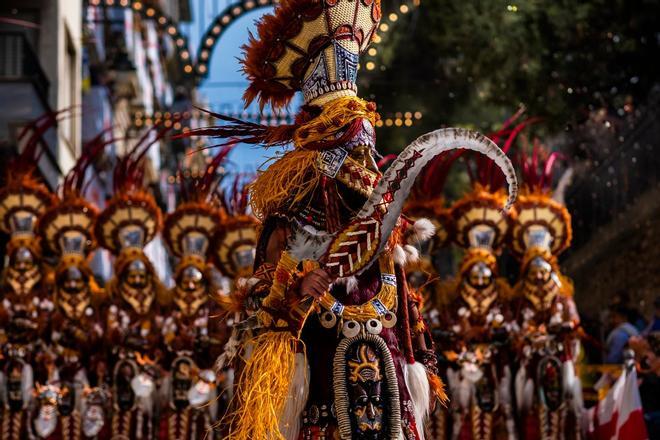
300, 269, 333, 299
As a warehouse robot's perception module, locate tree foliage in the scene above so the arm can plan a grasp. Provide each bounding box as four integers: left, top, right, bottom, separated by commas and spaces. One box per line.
363, 0, 660, 152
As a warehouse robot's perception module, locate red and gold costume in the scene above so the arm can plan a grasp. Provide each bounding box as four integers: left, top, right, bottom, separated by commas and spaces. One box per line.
94, 132, 170, 440
0, 115, 59, 440
437, 182, 517, 440
402, 152, 461, 440
33, 133, 110, 440
159, 148, 233, 440
181, 1, 518, 439
508, 134, 582, 440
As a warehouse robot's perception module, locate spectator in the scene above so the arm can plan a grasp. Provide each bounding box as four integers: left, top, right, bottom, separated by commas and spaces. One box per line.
605, 305, 639, 364
612, 290, 647, 332
644, 296, 660, 335
630, 333, 660, 438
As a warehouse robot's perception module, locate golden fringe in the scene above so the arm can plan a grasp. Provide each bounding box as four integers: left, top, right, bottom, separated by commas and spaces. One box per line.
428, 372, 449, 407
249, 96, 379, 219
224, 332, 300, 439
249, 149, 320, 220
292, 96, 378, 148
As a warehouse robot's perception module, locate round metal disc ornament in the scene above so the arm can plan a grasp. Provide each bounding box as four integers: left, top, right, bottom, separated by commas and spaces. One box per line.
320, 311, 338, 329
341, 320, 361, 338
381, 311, 397, 328
365, 318, 383, 335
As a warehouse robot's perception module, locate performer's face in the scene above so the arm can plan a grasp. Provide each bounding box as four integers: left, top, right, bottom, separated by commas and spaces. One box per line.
527, 257, 553, 286
468, 262, 493, 288
125, 259, 148, 289
174, 265, 207, 316
349, 145, 378, 173
11, 246, 35, 273
60, 266, 86, 295
179, 265, 205, 293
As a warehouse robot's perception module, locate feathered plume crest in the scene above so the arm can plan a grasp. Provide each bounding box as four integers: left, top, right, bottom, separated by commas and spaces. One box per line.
486, 109, 568, 193
463, 109, 541, 191
112, 124, 172, 194
178, 144, 234, 205
38, 129, 116, 257
217, 173, 253, 218
0, 110, 71, 235
61, 127, 116, 200
94, 123, 176, 254
163, 145, 234, 260
175, 99, 376, 152
6, 108, 75, 185
516, 138, 567, 194
240, 0, 325, 110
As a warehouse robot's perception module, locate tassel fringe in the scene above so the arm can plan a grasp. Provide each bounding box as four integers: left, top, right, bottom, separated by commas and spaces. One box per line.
224, 332, 302, 440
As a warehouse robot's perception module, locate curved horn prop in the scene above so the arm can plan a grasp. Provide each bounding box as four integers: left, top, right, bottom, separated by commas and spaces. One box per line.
323, 128, 518, 277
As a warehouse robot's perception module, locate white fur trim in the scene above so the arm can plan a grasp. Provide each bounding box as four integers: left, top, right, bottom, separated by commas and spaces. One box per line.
333, 276, 359, 294
498, 366, 512, 406
279, 352, 310, 440
404, 362, 431, 440
393, 245, 407, 265
403, 244, 420, 263
514, 365, 526, 413
411, 218, 436, 243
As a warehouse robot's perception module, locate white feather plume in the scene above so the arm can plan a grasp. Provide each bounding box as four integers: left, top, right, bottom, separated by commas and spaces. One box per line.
404, 362, 431, 440
279, 352, 310, 440
393, 244, 407, 266
498, 366, 512, 406
514, 365, 526, 413
522, 378, 534, 413
411, 218, 436, 243
403, 244, 420, 263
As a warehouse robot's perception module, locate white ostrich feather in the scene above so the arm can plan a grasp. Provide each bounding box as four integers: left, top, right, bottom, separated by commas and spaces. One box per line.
404, 362, 431, 440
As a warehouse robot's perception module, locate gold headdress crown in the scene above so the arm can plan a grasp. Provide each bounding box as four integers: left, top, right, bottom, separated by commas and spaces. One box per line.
95, 191, 161, 255
450, 186, 509, 252
242, 0, 382, 109
94, 128, 168, 256
39, 130, 114, 258
0, 113, 60, 242
164, 146, 233, 263
0, 179, 53, 241
213, 176, 259, 278
39, 197, 97, 258
164, 203, 220, 260
509, 143, 572, 260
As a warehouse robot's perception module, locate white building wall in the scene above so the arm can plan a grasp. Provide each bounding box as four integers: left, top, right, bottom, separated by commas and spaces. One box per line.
38, 0, 82, 177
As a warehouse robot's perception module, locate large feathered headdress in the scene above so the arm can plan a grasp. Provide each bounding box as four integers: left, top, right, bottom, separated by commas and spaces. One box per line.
0, 111, 62, 255
242, 0, 381, 110
94, 126, 169, 255
163, 146, 233, 266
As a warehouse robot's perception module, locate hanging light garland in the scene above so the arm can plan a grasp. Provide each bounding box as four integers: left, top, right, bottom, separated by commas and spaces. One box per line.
362, 0, 420, 71
87, 0, 194, 76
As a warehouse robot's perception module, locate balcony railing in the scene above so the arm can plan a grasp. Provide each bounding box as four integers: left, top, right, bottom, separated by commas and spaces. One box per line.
0, 32, 50, 102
